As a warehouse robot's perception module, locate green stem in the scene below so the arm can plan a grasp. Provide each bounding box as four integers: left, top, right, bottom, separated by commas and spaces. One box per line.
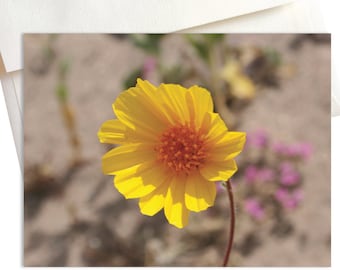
222, 180, 235, 267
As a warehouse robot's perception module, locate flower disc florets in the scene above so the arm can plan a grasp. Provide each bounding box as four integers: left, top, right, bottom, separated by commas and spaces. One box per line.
156, 124, 207, 174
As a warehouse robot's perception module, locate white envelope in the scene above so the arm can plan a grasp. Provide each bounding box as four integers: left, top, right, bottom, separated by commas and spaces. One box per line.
181, 1, 324, 32
0, 71, 22, 169
0, 2, 338, 268
0, 0, 294, 72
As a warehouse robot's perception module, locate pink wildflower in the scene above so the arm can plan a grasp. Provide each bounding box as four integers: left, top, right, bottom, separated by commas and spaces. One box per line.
272, 142, 287, 155
293, 143, 313, 160
244, 198, 265, 220
142, 57, 157, 79
279, 162, 300, 186
246, 129, 268, 148
275, 188, 303, 210
245, 165, 258, 183
257, 168, 275, 182
273, 142, 312, 160
245, 165, 275, 183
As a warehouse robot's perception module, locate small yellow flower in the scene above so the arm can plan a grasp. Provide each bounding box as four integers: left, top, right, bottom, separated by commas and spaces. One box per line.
98, 79, 246, 228
221, 60, 256, 100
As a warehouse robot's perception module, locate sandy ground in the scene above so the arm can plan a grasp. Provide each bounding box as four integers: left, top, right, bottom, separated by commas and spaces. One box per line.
23, 34, 330, 266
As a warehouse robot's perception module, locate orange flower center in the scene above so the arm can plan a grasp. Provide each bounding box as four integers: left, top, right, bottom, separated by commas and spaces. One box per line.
156, 124, 207, 174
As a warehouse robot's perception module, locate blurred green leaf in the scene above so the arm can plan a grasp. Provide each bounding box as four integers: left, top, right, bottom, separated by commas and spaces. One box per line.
59, 59, 70, 79
123, 68, 142, 89
186, 34, 225, 64
56, 83, 68, 102
129, 34, 164, 55
43, 46, 55, 62
186, 35, 210, 63
204, 34, 225, 45
162, 65, 186, 84
264, 49, 281, 68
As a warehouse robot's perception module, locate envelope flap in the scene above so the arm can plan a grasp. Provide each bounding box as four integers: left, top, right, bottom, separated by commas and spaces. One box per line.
0, 0, 294, 72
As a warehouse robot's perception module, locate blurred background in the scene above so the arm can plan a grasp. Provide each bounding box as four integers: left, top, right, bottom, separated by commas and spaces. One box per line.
24, 34, 330, 266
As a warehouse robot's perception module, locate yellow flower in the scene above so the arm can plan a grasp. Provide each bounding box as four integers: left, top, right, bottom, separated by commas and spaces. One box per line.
221, 60, 256, 100
98, 79, 246, 228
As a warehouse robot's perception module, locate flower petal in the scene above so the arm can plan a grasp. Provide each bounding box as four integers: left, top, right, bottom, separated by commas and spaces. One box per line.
136, 78, 157, 92
113, 87, 166, 142
102, 143, 154, 175
138, 177, 171, 216
164, 176, 189, 228
186, 85, 213, 127
200, 112, 228, 141
136, 79, 175, 126
210, 131, 246, 161
200, 159, 238, 181
114, 161, 167, 199
97, 119, 126, 144
185, 172, 216, 212
158, 83, 190, 125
